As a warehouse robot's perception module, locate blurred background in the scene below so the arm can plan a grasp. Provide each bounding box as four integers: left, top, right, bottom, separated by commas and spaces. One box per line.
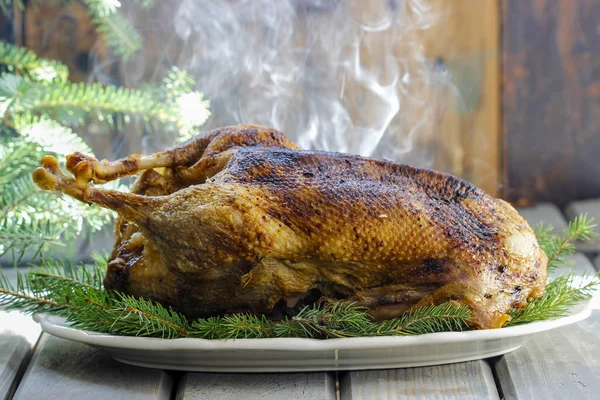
0, 0, 599, 264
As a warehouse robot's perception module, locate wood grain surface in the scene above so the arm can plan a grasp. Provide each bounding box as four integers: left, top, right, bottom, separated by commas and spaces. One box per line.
503, 0, 600, 206
420, 0, 500, 195
12, 334, 174, 400
176, 372, 336, 400
492, 311, 600, 400
339, 361, 499, 400
0, 333, 31, 400
0, 269, 40, 400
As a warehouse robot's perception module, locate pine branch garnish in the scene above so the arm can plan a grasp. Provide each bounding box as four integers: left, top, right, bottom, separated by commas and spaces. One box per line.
507, 272, 599, 326
274, 302, 373, 339
0, 41, 69, 82
191, 314, 274, 339
370, 302, 471, 336
534, 214, 598, 271
82, 0, 155, 59
1, 72, 210, 134
69, 292, 190, 339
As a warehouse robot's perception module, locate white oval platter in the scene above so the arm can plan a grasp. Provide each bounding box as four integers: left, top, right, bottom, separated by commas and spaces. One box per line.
34, 300, 592, 372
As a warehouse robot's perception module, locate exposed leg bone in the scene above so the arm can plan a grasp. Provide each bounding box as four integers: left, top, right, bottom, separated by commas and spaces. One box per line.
64, 124, 298, 186
33, 155, 159, 224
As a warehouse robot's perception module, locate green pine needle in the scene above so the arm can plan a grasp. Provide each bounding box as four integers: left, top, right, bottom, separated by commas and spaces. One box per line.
88, 10, 143, 60
191, 314, 274, 339
534, 214, 598, 271
507, 272, 599, 326
0, 71, 210, 133
0, 41, 69, 83
369, 302, 471, 336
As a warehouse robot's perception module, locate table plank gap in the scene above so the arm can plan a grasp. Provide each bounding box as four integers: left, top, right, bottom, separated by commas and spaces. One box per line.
0, 332, 32, 400
176, 372, 336, 400
339, 360, 499, 399
1, 268, 42, 400
12, 333, 174, 400
492, 311, 600, 400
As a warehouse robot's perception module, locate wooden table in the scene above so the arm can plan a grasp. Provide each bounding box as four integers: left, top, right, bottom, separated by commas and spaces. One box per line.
2, 205, 599, 400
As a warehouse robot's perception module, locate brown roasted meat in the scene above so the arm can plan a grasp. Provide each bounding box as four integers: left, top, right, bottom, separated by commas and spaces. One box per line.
33, 124, 548, 329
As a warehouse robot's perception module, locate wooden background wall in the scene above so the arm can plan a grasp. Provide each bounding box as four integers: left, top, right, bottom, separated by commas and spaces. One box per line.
503, 0, 600, 207
5, 0, 600, 206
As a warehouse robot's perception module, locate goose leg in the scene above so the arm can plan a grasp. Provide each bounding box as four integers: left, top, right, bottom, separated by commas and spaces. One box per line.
33, 155, 160, 224
64, 124, 298, 187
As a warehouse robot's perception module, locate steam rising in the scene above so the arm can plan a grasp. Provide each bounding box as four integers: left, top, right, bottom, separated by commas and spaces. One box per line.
120, 0, 445, 166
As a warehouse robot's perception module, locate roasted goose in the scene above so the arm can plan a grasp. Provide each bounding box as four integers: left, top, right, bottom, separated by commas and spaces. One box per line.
33, 125, 548, 329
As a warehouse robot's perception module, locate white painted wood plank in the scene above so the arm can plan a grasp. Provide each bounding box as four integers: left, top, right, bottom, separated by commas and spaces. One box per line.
0, 268, 41, 400
339, 361, 499, 400
0, 333, 31, 400
12, 334, 174, 400
492, 311, 600, 400
565, 199, 600, 253
177, 372, 336, 400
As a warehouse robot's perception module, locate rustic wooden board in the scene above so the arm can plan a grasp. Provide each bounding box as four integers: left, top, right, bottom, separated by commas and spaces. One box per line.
0, 268, 41, 400
503, 0, 600, 206
492, 311, 600, 400
176, 372, 336, 400
339, 361, 499, 400
12, 334, 174, 400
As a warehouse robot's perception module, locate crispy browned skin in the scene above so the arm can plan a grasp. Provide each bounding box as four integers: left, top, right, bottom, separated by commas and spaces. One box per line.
32, 124, 548, 329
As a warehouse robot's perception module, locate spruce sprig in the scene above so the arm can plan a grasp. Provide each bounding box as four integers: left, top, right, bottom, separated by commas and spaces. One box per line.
1, 70, 209, 133
191, 314, 274, 339
507, 272, 598, 326
534, 214, 598, 271
0, 42, 69, 82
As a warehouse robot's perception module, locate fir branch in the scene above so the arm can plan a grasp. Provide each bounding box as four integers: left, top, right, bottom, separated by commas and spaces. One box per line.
534, 214, 598, 271
507, 272, 599, 326
13, 115, 92, 154
274, 302, 373, 339
89, 11, 143, 60
81, 0, 148, 59
69, 293, 190, 339
31, 253, 108, 290
190, 314, 273, 339
369, 302, 471, 336
0, 136, 40, 186
1, 73, 209, 132
0, 41, 69, 82
0, 218, 64, 265
0, 266, 66, 314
